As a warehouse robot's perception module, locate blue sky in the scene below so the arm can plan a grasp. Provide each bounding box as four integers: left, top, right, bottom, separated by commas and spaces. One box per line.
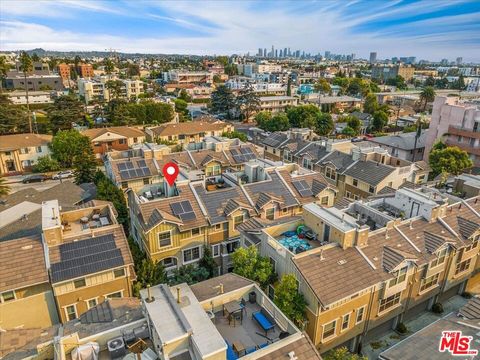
1, 0, 479, 62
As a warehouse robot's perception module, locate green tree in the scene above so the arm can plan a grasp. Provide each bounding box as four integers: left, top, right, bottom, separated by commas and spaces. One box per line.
371, 110, 388, 132
255, 111, 290, 132
0, 94, 30, 134
174, 98, 190, 121
316, 112, 334, 136
133, 258, 167, 296
346, 115, 361, 134
33, 156, 60, 173
314, 78, 331, 94
106, 80, 124, 100
236, 83, 260, 121
0, 176, 11, 197
324, 347, 367, 360
178, 89, 192, 102
73, 144, 97, 184
454, 74, 465, 90
210, 85, 236, 118
425, 76, 435, 87
198, 246, 217, 278
363, 93, 378, 114
429, 146, 473, 178
224, 63, 238, 76
94, 171, 129, 228
420, 86, 436, 111
0, 56, 11, 90
104, 58, 114, 75
231, 246, 274, 289
342, 126, 356, 137
127, 63, 140, 77
222, 130, 247, 142
287, 104, 320, 128
50, 130, 92, 168
19, 51, 33, 132
170, 265, 210, 285
274, 274, 307, 327
386, 75, 407, 90
144, 101, 174, 124
47, 95, 85, 132
286, 77, 292, 96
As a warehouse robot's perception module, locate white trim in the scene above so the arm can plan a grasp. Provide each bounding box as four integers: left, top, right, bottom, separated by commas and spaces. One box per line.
462, 200, 480, 218
341, 312, 350, 332
0, 290, 17, 303
355, 305, 366, 324
63, 303, 78, 321
394, 225, 422, 253
158, 230, 173, 248
322, 319, 337, 342
86, 297, 99, 309
437, 217, 460, 238
105, 290, 124, 299
182, 245, 202, 265
211, 244, 221, 258
355, 246, 377, 270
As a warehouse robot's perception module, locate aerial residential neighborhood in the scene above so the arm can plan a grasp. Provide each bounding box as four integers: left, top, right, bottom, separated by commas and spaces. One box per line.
1, 1, 480, 360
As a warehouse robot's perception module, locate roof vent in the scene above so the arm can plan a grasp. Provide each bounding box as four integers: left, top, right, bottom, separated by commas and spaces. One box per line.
21, 245, 33, 250
337, 259, 347, 265
288, 351, 298, 360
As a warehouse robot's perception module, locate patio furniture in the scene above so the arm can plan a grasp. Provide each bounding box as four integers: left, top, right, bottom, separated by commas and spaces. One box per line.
145, 191, 153, 199
122, 329, 136, 345
80, 216, 89, 224
99, 216, 110, 226
92, 214, 100, 221
226, 342, 239, 360
233, 341, 246, 357
223, 300, 243, 326
252, 311, 274, 336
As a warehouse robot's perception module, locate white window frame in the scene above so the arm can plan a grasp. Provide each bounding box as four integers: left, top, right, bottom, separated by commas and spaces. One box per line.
233, 214, 245, 229
322, 319, 337, 341
1, 290, 16, 303
389, 266, 408, 287
105, 290, 124, 299
211, 244, 221, 258
86, 297, 99, 309
265, 207, 275, 220
341, 313, 350, 332
64, 303, 78, 321
356, 306, 366, 324
113, 268, 126, 278
420, 273, 440, 293
73, 278, 87, 289
455, 258, 472, 275
158, 230, 172, 248
430, 247, 448, 268
191, 228, 201, 237
378, 292, 402, 314
183, 246, 201, 265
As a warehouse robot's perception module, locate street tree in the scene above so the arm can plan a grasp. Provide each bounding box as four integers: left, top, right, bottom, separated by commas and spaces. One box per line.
33, 156, 60, 173
371, 110, 389, 132
0, 94, 30, 134
429, 146, 473, 178
236, 83, 260, 121
47, 95, 85, 132
50, 130, 92, 168
324, 347, 367, 360
287, 104, 321, 128
420, 86, 436, 111
363, 93, 378, 114
73, 145, 97, 184
314, 78, 331, 94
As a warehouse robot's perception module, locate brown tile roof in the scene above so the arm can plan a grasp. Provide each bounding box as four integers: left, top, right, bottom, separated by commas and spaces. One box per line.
0, 133, 52, 151
81, 126, 146, 140
293, 245, 384, 306
0, 326, 59, 359
190, 273, 254, 302
381, 246, 417, 272
441, 202, 480, 241
149, 120, 229, 137
458, 297, 480, 320
0, 234, 49, 292
189, 149, 230, 168
256, 334, 322, 360
137, 184, 208, 231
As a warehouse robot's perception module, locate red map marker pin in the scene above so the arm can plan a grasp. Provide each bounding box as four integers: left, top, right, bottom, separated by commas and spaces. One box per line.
163, 162, 179, 186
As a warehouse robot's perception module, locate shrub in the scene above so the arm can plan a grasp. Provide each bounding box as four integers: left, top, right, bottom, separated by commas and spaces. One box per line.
432, 302, 444, 314
396, 322, 407, 334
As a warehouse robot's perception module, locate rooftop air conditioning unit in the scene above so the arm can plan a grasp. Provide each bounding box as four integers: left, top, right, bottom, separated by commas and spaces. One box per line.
107, 337, 126, 359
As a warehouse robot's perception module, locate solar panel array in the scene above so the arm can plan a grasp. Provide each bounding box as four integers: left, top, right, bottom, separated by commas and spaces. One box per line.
51, 234, 124, 283
263, 133, 286, 147
170, 200, 196, 221
230, 147, 256, 163
292, 180, 313, 197
118, 160, 151, 180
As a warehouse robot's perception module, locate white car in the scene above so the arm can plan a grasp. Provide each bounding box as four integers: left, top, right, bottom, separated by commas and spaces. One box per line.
52, 170, 74, 180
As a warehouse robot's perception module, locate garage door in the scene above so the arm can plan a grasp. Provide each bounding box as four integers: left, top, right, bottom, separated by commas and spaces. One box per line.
403, 299, 429, 321
439, 283, 462, 302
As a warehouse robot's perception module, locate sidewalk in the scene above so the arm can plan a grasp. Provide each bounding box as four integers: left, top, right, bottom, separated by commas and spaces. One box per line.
363, 295, 468, 359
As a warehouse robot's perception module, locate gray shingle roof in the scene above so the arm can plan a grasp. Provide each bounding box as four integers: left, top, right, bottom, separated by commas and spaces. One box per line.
343, 160, 395, 186
456, 216, 480, 240
262, 132, 289, 148
319, 150, 355, 172
458, 297, 480, 320
424, 231, 455, 254
243, 171, 298, 208
369, 130, 428, 150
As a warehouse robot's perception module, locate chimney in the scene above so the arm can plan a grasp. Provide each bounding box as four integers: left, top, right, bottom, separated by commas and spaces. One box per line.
176, 287, 181, 304
219, 283, 224, 294
146, 285, 154, 303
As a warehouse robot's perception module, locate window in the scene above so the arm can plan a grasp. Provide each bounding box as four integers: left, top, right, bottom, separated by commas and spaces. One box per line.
118, 139, 126, 145
74, 278, 86, 289
121, 182, 128, 189
345, 191, 352, 199
143, 178, 149, 185
323, 320, 336, 340
431, 248, 448, 268
321, 196, 329, 206
266, 208, 275, 220
268, 285, 275, 300
191, 228, 200, 236
106, 291, 122, 299
352, 179, 358, 187
65, 305, 77, 321
114, 268, 125, 278
161, 257, 177, 269
183, 246, 201, 263
379, 292, 401, 313
226, 240, 239, 254
269, 257, 276, 272
87, 298, 98, 309
233, 214, 244, 229
133, 137, 138, 143
465, 240, 478, 252
420, 273, 439, 292
341, 313, 350, 331
1, 291, 15, 302
158, 231, 172, 247
211, 244, 221, 258
36, 146, 42, 153
389, 267, 407, 287
325, 167, 336, 180
356, 306, 365, 324
214, 223, 223, 231
455, 259, 471, 275
369, 185, 375, 194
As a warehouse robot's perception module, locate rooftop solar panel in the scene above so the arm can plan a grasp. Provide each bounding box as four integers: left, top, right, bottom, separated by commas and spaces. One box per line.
118, 163, 127, 171
170, 200, 195, 221
171, 202, 183, 215
230, 149, 238, 155
125, 161, 134, 169
137, 160, 146, 168
119, 171, 129, 180
292, 180, 313, 197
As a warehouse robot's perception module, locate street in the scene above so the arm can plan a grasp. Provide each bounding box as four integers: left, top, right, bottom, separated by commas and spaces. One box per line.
5, 176, 75, 194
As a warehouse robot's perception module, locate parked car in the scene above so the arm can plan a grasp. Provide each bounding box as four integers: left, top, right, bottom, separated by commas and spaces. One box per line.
22, 174, 47, 183
52, 170, 74, 180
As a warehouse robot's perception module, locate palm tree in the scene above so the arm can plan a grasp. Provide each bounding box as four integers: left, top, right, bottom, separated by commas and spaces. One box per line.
420, 86, 436, 111
0, 176, 11, 197
19, 51, 33, 133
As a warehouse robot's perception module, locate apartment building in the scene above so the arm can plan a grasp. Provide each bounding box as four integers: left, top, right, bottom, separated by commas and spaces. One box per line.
0, 235, 58, 329
371, 64, 415, 82
0, 133, 52, 175
164, 70, 214, 84
80, 126, 146, 159
164, 83, 213, 99
146, 118, 233, 145
78, 78, 144, 103
226, 77, 287, 95
76, 63, 94, 78
259, 95, 298, 113
6, 90, 53, 105
3, 62, 63, 91
57, 63, 71, 80
42, 200, 135, 323
424, 96, 480, 167
238, 188, 480, 354
306, 95, 363, 113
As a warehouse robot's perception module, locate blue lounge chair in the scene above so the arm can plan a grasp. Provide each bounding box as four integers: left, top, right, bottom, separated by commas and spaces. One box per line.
252, 311, 274, 335
226, 341, 238, 360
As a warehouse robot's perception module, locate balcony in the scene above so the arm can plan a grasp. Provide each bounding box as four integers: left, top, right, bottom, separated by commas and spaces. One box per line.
445, 139, 480, 156
448, 125, 480, 139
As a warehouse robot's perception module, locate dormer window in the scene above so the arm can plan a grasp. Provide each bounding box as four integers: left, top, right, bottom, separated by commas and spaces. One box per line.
388, 266, 407, 287
430, 248, 448, 268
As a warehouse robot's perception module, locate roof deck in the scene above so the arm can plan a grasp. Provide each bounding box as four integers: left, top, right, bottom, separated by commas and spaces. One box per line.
61, 204, 114, 236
